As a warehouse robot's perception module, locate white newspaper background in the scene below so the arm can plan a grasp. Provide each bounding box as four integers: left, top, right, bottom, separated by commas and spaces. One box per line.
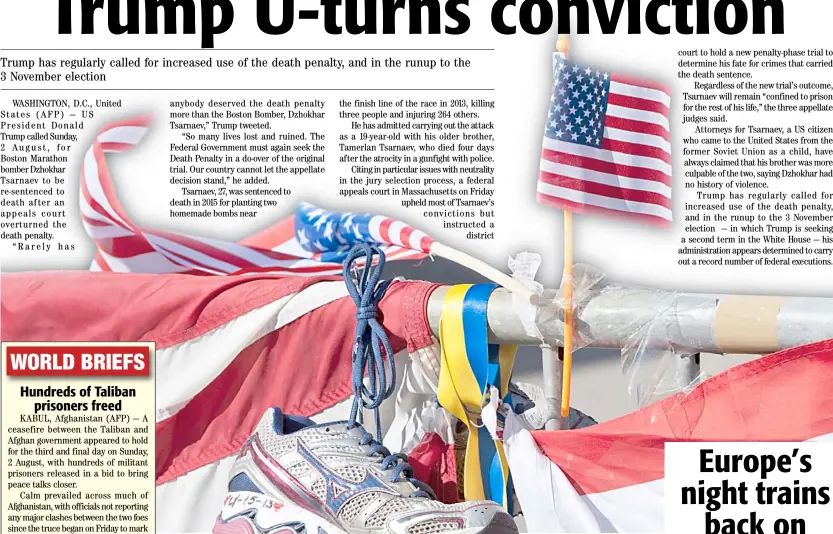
3, 1, 833, 533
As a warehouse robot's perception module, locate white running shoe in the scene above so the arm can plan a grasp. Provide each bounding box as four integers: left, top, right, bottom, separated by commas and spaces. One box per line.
213, 408, 518, 534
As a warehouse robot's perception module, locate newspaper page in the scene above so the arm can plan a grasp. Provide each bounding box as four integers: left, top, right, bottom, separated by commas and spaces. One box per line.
2, 1, 832, 533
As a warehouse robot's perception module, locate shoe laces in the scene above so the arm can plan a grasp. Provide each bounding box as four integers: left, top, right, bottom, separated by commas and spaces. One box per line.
351, 423, 437, 500
343, 243, 395, 441
342, 242, 435, 500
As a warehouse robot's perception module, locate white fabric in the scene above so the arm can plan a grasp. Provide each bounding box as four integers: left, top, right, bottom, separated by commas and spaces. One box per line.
493, 428, 833, 533
385, 342, 454, 454
483, 391, 601, 533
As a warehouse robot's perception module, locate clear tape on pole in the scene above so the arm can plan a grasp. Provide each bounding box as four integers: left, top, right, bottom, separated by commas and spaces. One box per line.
508, 252, 545, 340
512, 261, 717, 431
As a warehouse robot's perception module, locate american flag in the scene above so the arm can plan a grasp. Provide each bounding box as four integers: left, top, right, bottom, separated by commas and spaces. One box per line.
538, 55, 672, 226
294, 201, 434, 264
81, 116, 429, 276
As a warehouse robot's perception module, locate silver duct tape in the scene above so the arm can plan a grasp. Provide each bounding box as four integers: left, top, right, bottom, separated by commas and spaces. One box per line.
578, 290, 718, 352
427, 286, 833, 354
578, 288, 659, 346
777, 298, 833, 349
426, 286, 548, 345
673, 295, 720, 353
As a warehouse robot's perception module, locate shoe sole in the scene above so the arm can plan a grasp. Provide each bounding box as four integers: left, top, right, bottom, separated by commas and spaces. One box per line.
214, 491, 519, 534
214, 515, 516, 534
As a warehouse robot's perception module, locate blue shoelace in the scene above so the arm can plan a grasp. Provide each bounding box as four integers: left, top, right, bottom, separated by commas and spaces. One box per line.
356, 424, 436, 499
342, 243, 435, 500
343, 243, 395, 435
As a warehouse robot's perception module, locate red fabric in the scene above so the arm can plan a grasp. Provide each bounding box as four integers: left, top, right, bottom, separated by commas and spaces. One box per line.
1, 271, 440, 484
1, 271, 323, 347
532, 339, 833, 495
408, 432, 459, 504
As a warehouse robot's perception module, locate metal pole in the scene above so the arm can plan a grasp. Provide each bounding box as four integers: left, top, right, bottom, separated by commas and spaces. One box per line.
541, 345, 564, 430
426, 285, 833, 354
676, 353, 701, 388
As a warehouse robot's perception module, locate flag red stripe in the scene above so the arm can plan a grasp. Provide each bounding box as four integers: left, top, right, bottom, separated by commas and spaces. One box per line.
98, 142, 136, 152
536, 193, 671, 228
378, 218, 394, 244
541, 148, 671, 186
93, 235, 159, 258
605, 115, 670, 141
607, 92, 670, 117
531, 339, 833, 495
600, 137, 672, 164
610, 72, 672, 95
538, 172, 672, 209
399, 225, 415, 249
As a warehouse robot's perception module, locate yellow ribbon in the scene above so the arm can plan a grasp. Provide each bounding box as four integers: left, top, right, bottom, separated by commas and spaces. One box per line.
437, 284, 517, 508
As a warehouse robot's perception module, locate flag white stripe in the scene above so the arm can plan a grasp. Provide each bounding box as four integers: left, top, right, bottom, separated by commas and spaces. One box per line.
272, 239, 316, 259
539, 160, 672, 197
537, 181, 672, 220
610, 81, 671, 107
409, 230, 429, 251
603, 126, 671, 153
82, 220, 136, 239
145, 234, 240, 274
543, 137, 672, 176
368, 215, 385, 243
387, 221, 407, 247
83, 149, 133, 229
606, 104, 670, 131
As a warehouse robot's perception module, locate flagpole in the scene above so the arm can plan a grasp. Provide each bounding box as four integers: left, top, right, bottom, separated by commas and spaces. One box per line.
556, 34, 575, 419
